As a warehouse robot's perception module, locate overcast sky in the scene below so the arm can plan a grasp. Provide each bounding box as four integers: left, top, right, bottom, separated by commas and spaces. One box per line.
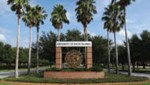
0, 0, 150, 47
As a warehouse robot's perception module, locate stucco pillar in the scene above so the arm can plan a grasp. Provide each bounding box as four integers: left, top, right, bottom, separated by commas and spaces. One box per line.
87, 47, 92, 69
56, 47, 62, 68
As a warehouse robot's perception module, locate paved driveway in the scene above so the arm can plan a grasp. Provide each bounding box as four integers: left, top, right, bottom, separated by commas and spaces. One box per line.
0, 67, 47, 79
104, 69, 150, 79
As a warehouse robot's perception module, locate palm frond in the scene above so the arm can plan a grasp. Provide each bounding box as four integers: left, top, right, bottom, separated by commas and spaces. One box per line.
50, 4, 69, 29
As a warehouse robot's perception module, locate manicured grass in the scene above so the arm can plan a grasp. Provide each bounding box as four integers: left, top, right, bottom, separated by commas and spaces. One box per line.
0, 83, 14, 85
4, 72, 148, 84
128, 83, 150, 85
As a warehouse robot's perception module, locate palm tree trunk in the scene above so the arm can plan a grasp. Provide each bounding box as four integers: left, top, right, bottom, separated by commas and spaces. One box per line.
36, 27, 39, 73
122, 63, 125, 70
57, 29, 60, 41
15, 15, 21, 78
107, 31, 111, 73
133, 62, 135, 71
84, 23, 88, 68
114, 32, 119, 74
124, 8, 132, 76
85, 23, 88, 41
28, 26, 32, 74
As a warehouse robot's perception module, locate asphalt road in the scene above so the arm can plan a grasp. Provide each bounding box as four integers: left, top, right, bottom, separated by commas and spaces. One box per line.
0, 67, 47, 79
119, 71, 150, 79
104, 69, 150, 79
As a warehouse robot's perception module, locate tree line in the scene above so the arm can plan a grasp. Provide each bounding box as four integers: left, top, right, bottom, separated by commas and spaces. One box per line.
0, 42, 49, 69
0, 29, 149, 72
118, 30, 150, 71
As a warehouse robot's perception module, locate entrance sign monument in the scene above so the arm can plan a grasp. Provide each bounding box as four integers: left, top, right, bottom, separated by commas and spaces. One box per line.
44, 41, 105, 79
56, 41, 92, 68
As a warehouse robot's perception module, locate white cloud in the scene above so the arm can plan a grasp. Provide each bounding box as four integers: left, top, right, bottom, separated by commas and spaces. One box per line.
0, 27, 12, 42
66, 12, 71, 21
20, 39, 29, 48
128, 24, 150, 35
88, 31, 97, 36
66, 12, 76, 23
0, 0, 39, 16
81, 30, 97, 36
30, 0, 39, 6
118, 29, 133, 38
10, 39, 29, 48
0, 33, 6, 41
126, 19, 135, 24
117, 40, 124, 45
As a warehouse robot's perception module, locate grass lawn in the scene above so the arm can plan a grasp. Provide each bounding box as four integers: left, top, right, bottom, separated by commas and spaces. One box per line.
128, 83, 150, 85
0, 80, 150, 85
0, 83, 14, 85
4, 72, 148, 84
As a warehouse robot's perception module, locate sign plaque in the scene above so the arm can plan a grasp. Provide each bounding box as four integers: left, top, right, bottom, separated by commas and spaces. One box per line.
56, 41, 92, 47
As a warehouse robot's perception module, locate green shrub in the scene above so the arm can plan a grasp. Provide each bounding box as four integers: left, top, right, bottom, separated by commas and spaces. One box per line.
46, 66, 103, 72
88, 66, 103, 72
45, 67, 61, 71
74, 68, 87, 71
45, 67, 86, 72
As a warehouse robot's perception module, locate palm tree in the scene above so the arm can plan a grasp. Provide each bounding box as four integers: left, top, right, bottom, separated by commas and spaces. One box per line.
102, 6, 112, 73
7, 0, 28, 78
75, 0, 97, 68
50, 4, 69, 41
34, 5, 47, 73
22, 5, 36, 74
75, 0, 97, 41
112, 2, 124, 74
117, 0, 135, 76
103, 0, 124, 74
112, 1, 124, 74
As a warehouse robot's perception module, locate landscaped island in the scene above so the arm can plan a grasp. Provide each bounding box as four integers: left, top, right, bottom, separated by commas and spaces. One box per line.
5, 72, 148, 84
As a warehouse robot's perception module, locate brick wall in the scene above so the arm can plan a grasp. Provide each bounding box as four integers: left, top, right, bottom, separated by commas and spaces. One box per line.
44, 71, 105, 79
